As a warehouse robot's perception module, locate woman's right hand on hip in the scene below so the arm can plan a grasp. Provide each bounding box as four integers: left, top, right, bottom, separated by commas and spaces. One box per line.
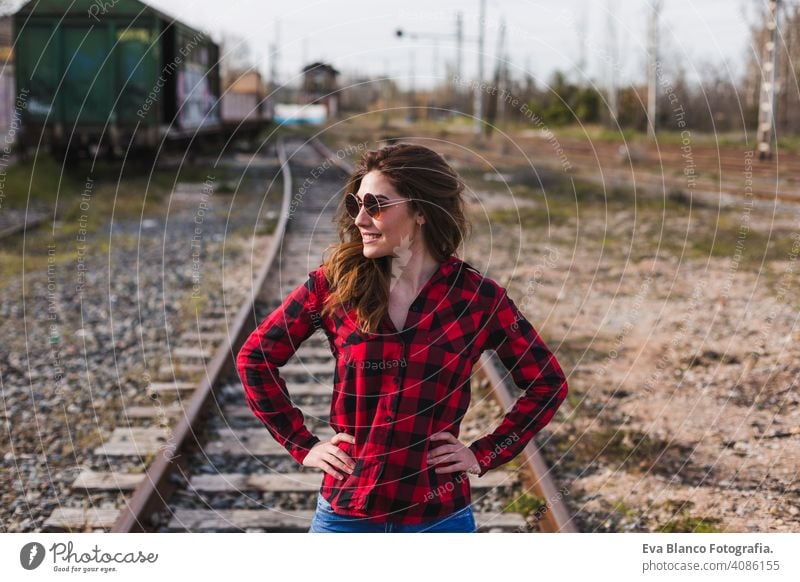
302, 432, 356, 480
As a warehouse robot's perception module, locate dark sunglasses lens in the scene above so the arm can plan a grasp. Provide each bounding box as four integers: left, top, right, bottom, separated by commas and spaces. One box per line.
364, 194, 381, 217
345, 194, 360, 218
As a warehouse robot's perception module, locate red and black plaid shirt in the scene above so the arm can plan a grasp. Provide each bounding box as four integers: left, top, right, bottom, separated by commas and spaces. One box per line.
236, 255, 568, 524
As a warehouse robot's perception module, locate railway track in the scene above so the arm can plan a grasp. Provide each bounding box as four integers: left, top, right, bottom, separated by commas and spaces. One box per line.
426, 132, 798, 206
511, 135, 800, 205
41, 136, 575, 533
0, 210, 49, 241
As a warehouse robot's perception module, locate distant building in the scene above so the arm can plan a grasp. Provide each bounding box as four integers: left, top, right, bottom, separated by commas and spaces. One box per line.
222, 69, 267, 122
299, 62, 339, 119
273, 103, 327, 125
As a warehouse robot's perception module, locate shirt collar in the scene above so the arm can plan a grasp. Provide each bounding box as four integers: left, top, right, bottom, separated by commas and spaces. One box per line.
366, 255, 462, 339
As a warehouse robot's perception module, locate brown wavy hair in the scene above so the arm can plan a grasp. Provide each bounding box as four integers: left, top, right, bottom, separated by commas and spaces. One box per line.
320, 143, 471, 334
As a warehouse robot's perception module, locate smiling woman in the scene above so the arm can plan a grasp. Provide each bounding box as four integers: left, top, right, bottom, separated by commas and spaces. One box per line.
325, 143, 471, 334
235, 143, 569, 533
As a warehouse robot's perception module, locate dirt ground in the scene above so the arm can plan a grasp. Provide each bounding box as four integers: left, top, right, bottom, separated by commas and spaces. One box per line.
328, 122, 799, 532
471, 149, 797, 532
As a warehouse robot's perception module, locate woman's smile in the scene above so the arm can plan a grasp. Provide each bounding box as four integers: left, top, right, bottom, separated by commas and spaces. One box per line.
361, 232, 382, 244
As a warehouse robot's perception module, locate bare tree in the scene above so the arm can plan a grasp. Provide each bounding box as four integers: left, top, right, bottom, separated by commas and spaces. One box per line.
221, 33, 254, 77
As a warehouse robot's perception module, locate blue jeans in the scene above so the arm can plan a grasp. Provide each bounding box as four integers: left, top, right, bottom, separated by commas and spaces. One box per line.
308, 493, 478, 533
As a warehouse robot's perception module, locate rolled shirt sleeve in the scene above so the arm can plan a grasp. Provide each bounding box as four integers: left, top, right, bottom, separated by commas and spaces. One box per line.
235, 269, 324, 465
468, 288, 569, 477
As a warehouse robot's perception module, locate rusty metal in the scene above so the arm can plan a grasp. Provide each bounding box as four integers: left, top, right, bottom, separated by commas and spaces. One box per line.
472, 354, 578, 532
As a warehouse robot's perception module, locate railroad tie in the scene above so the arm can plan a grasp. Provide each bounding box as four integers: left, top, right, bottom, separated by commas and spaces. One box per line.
43, 508, 121, 532
220, 403, 331, 421
166, 509, 527, 532
278, 362, 334, 378
203, 428, 337, 456
172, 347, 214, 361
146, 381, 196, 398
157, 362, 207, 380
53, 470, 522, 532
121, 403, 331, 421
93, 427, 337, 457
177, 330, 229, 345
70, 468, 517, 494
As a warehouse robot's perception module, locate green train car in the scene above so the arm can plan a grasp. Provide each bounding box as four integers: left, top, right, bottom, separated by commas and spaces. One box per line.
14, 0, 222, 155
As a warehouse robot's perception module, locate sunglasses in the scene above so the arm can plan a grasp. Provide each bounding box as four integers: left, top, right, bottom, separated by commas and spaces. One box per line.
345, 192, 413, 219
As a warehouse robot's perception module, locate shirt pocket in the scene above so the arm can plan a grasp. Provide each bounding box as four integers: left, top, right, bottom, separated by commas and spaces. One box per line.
419, 442, 468, 507
334, 438, 357, 463
422, 338, 475, 403
334, 438, 370, 483
425, 462, 463, 503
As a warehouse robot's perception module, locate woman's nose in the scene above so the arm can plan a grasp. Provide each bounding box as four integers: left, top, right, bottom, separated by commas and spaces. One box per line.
354, 205, 371, 227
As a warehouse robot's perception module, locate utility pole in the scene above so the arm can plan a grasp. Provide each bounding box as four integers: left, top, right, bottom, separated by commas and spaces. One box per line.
473, 0, 486, 141
408, 49, 416, 123
499, 48, 509, 131
484, 19, 506, 139
456, 12, 464, 83
396, 15, 476, 121
757, 0, 781, 160
605, 0, 618, 127
576, 9, 588, 82
382, 57, 390, 130
268, 20, 280, 94
456, 12, 463, 112
431, 39, 440, 119
647, 0, 662, 139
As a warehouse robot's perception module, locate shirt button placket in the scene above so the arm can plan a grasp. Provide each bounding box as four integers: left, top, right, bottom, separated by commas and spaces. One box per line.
393, 334, 409, 413
390, 377, 402, 417
383, 337, 407, 457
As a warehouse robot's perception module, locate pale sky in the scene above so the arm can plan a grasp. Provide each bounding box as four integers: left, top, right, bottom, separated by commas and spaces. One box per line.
10, 0, 763, 90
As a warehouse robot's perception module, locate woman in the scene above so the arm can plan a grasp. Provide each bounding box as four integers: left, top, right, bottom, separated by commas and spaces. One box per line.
236, 143, 568, 533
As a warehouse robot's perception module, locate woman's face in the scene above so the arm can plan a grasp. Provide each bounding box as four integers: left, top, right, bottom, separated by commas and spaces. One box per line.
353, 170, 424, 260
